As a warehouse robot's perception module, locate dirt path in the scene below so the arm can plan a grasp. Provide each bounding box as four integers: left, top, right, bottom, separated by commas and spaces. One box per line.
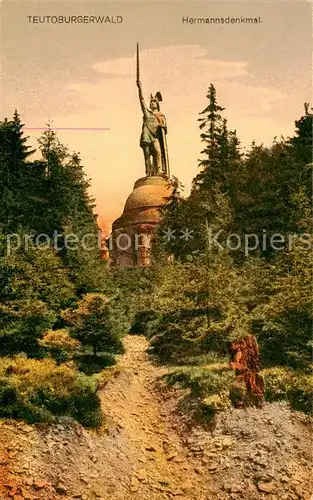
98, 335, 212, 500
0, 335, 312, 500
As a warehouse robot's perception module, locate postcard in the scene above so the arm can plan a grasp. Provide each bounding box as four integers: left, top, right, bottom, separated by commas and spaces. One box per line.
0, 1, 312, 499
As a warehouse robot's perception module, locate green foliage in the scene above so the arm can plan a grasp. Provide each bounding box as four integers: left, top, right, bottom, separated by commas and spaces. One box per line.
263, 367, 313, 414
152, 177, 188, 259
147, 97, 312, 417
106, 266, 157, 334
0, 245, 75, 309
147, 254, 251, 363
0, 300, 55, 356
62, 293, 125, 357
40, 329, 81, 364
0, 356, 103, 426
163, 358, 313, 416
129, 309, 159, 334
253, 241, 313, 368
289, 103, 313, 164
164, 361, 237, 414
0, 245, 74, 356
232, 140, 312, 258
0, 113, 119, 425
0, 115, 105, 293
74, 353, 116, 375
194, 84, 242, 191
0, 113, 38, 234
35, 126, 105, 292
155, 180, 236, 263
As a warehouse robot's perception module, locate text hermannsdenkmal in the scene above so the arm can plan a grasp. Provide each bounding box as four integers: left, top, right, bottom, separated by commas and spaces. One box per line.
182, 16, 263, 24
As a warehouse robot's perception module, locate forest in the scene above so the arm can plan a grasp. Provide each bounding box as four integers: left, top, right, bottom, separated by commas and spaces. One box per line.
0, 86, 312, 427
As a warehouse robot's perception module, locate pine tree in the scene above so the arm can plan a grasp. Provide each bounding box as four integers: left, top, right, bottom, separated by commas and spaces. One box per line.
193, 85, 242, 196
232, 105, 312, 257
11, 110, 36, 162
36, 126, 104, 291
37, 122, 68, 178
153, 86, 239, 261
289, 103, 313, 164
0, 111, 35, 165
0, 111, 37, 233
193, 84, 225, 190
198, 84, 225, 162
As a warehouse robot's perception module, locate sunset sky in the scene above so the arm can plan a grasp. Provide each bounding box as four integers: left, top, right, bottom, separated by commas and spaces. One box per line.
2, 0, 311, 233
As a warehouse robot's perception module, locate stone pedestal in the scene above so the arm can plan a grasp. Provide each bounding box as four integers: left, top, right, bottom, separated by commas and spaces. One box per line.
110, 176, 171, 267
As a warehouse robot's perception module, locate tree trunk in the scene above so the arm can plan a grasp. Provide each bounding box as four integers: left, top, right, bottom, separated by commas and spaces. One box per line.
93, 343, 97, 358
229, 334, 265, 408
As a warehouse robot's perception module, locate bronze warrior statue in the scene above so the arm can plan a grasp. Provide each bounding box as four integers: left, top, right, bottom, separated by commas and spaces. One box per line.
136, 43, 170, 177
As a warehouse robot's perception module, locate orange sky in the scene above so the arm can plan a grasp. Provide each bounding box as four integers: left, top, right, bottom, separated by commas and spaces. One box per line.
2, 0, 311, 232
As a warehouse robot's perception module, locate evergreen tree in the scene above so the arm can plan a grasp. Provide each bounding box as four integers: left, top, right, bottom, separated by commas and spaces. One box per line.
152, 176, 189, 260
154, 86, 238, 260
62, 294, 125, 358
289, 103, 313, 164
232, 106, 312, 259
193, 84, 225, 190
0, 112, 36, 233
36, 125, 104, 291
0, 111, 35, 165
193, 85, 242, 193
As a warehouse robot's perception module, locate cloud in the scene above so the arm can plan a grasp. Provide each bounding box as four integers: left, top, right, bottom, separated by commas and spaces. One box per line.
92, 45, 248, 82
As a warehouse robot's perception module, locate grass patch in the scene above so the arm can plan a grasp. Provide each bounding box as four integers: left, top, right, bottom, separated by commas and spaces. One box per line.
172, 353, 229, 367
163, 358, 313, 417
262, 366, 313, 414
163, 359, 237, 413
0, 356, 103, 427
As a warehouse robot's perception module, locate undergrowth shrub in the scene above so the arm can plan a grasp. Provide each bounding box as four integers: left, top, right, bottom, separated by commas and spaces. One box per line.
148, 316, 209, 363
129, 310, 159, 334
254, 243, 313, 370
0, 356, 103, 426
163, 361, 313, 417
263, 366, 313, 414
39, 329, 81, 364
163, 361, 237, 413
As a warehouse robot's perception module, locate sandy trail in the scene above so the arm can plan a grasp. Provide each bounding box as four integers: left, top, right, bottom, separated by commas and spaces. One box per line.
99, 335, 212, 500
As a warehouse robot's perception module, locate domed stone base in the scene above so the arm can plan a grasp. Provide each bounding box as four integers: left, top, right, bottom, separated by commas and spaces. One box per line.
110, 175, 171, 268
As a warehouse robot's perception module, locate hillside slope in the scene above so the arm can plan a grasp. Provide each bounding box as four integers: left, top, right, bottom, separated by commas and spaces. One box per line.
0, 336, 312, 500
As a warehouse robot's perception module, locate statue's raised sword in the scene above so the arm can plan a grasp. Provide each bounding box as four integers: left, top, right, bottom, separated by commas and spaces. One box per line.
136, 43, 170, 178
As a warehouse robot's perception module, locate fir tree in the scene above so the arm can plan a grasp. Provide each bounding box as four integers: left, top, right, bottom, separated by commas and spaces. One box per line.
0, 111, 36, 233
193, 85, 242, 194
36, 126, 104, 291
289, 103, 313, 164
193, 84, 225, 190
